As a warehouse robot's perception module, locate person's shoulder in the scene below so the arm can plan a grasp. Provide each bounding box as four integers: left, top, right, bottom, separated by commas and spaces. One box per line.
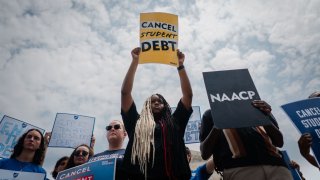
0, 158, 11, 167
202, 109, 213, 121
37, 165, 47, 174
203, 109, 211, 116
92, 150, 108, 158
0, 158, 10, 162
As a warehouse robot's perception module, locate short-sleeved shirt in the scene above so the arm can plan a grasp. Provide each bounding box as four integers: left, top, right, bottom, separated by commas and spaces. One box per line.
89, 149, 126, 180
200, 109, 287, 171
0, 158, 46, 179
121, 100, 193, 179
190, 163, 212, 180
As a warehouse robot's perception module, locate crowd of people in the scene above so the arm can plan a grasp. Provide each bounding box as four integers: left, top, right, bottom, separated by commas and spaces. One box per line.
0, 48, 319, 180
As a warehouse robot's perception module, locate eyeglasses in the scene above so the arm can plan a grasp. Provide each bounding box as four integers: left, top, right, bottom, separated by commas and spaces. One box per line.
106, 124, 121, 131
74, 150, 89, 157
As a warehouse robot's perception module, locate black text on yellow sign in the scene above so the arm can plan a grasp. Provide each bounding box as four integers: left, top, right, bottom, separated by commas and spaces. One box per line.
140, 21, 178, 52
141, 40, 177, 52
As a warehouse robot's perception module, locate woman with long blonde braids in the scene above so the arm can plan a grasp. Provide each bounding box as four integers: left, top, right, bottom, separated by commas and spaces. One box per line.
121, 47, 193, 179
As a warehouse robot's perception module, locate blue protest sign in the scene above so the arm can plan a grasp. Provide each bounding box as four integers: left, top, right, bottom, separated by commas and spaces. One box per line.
171, 106, 201, 144
56, 158, 115, 180
49, 113, 95, 148
0, 115, 45, 158
0, 169, 45, 180
281, 98, 320, 166
203, 69, 271, 128
281, 150, 302, 180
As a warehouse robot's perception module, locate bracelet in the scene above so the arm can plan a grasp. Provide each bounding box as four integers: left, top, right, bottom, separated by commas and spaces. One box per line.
177, 65, 184, 71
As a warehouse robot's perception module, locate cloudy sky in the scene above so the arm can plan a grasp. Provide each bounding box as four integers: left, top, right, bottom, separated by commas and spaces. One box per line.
0, 0, 319, 179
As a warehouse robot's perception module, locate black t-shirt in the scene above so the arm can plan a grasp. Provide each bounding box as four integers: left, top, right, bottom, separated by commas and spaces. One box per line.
121, 100, 193, 179
200, 109, 287, 171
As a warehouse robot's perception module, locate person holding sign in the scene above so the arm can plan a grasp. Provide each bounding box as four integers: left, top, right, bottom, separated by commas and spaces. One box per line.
297, 91, 320, 170
64, 144, 93, 170
121, 47, 193, 179
89, 120, 127, 180
200, 101, 293, 180
0, 129, 47, 179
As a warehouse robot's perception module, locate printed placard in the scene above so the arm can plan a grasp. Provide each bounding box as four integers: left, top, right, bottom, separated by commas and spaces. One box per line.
202, 69, 271, 129
56, 158, 115, 180
140, 12, 178, 66
171, 106, 201, 144
0, 169, 45, 180
49, 113, 95, 148
281, 98, 320, 166
0, 115, 45, 158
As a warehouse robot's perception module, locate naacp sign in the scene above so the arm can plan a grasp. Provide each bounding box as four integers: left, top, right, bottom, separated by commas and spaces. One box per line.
202, 69, 271, 129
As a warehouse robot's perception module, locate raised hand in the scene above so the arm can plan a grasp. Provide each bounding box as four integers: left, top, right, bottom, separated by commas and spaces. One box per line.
298, 133, 312, 156
131, 47, 141, 61
252, 100, 272, 114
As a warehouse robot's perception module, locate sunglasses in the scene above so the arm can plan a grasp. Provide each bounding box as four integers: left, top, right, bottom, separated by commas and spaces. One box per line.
74, 150, 89, 157
106, 124, 121, 131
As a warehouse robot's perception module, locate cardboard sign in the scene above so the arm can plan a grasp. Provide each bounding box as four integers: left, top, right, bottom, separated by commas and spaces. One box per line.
49, 113, 95, 148
281, 98, 320, 166
171, 106, 201, 144
56, 158, 115, 180
202, 69, 271, 129
0, 169, 45, 180
281, 151, 303, 180
140, 12, 178, 66
0, 115, 45, 158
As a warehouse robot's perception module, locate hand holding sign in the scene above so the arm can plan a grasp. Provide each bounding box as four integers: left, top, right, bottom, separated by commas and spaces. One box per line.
282, 97, 320, 168
298, 133, 312, 156
252, 100, 272, 114
131, 47, 141, 62
177, 49, 185, 66
298, 133, 319, 168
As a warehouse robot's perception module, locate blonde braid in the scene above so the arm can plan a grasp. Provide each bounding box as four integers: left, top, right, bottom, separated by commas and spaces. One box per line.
131, 96, 156, 178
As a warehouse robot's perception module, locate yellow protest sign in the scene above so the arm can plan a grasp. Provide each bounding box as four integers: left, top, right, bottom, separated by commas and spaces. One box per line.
140, 12, 178, 66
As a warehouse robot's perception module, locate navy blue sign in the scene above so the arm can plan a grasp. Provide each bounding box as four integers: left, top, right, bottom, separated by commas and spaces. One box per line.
202, 69, 271, 128
56, 158, 115, 180
281, 150, 302, 180
281, 98, 320, 166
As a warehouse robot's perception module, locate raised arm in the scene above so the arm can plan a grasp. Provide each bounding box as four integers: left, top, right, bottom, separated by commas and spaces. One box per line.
298, 133, 319, 168
177, 50, 193, 110
252, 100, 284, 147
199, 110, 220, 160
121, 47, 140, 113
200, 128, 220, 160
